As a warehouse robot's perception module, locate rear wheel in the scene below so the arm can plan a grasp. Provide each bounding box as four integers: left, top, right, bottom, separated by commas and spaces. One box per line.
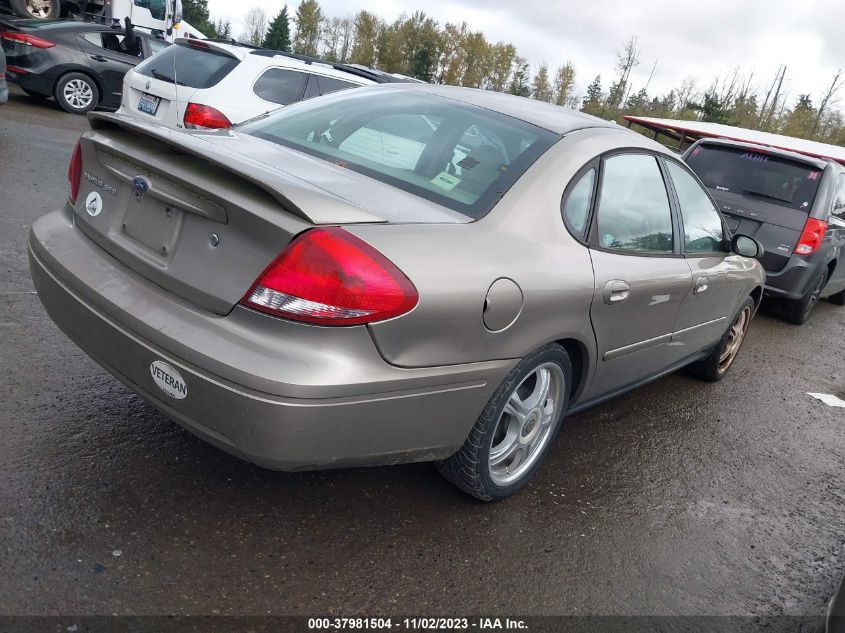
9, 0, 60, 19
689, 297, 754, 382
54, 73, 99, 114
782, 268, 828, 325
437, 344, 571, 501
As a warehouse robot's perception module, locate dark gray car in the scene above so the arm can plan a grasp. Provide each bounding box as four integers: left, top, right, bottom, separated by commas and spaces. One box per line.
29, 85, 766, 500
0, 44, 8, 105
684, 138, 845, 324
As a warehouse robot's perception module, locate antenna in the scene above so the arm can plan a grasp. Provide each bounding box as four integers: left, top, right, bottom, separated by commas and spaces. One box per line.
171, 1, 179, 127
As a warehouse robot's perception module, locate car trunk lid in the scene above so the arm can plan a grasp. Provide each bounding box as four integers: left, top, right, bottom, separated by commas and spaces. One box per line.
71, 114, 464, 316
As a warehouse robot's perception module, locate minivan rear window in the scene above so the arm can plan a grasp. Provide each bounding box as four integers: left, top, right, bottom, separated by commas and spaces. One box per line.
241, 89, 558, 218
134, 43, 239, 89
686, 144, 823, 212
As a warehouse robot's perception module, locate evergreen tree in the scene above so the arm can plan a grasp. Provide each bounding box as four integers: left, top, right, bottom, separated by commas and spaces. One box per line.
263, 6, 292, 51
349, 11, 380, 67
180, 0, 214, 35
582, 75, 603, 115
292, 0, 324, 56
508, 57, 530, 97
214, 18, 232, 40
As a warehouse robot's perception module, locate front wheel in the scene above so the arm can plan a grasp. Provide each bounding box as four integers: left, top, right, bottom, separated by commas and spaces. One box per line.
437, 344, 571, 501
9, 0, 60, 19
689, 296, 755, 382
54, 73, 99, 114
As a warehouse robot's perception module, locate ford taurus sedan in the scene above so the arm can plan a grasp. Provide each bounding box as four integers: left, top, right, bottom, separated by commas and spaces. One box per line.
29, 84, 765, 500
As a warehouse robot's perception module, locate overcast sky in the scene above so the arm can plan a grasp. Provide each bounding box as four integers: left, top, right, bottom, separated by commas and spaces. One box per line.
207, 0, 845, 105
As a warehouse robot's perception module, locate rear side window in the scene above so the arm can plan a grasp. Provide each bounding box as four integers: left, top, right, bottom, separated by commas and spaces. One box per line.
666, 161, 724, 253
254, 68, 308, 105
596, 154, 673, 253
686, 144, 822, 212
134, 43, 239, 89
562, 169, 595, 236
315, 75, 358, 96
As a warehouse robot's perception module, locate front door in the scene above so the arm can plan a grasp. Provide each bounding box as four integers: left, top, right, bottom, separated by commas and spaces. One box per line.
586, 153, 692, 399
662, 159, 747, 363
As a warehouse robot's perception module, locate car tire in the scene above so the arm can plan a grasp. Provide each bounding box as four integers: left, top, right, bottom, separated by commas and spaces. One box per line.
782, 268, 828, 325
436, 344, 572, 501
689, 296, 755, 383
10, 0, 60, 19
827, 288, 845, 306
54, 72, 99, 114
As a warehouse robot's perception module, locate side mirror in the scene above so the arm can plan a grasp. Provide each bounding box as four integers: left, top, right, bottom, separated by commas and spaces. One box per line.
732, 234, 764, 259
173, 0, 183, 24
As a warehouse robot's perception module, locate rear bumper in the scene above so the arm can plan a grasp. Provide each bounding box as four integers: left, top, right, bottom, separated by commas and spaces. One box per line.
29, 208, 514, 470
762, 254, 825, 300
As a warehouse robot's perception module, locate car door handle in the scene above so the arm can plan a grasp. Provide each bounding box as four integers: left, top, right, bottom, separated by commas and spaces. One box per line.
603, 280, 631, 304
91, 54, 107, 62
694, 276, 710, 295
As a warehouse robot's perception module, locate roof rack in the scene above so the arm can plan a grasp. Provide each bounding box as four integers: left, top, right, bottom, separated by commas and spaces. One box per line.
203, 38, 412, 84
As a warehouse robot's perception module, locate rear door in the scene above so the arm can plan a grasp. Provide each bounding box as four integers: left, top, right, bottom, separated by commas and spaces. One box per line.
825, 173, 845, 295
662, 159, 745, 363
684, 143, 824, 272
585, 152, 692, 398
78, 30, 143, 106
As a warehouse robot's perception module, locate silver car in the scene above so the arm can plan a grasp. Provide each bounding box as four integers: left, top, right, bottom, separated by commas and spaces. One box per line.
29, 84, 765, 500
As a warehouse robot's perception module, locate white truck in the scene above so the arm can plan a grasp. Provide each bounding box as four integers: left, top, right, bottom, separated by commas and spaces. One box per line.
1, 0, 203, 41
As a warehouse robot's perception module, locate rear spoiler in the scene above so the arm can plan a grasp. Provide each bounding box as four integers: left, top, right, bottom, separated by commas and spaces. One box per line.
174, 37, 245, 61
87, 112, 385, 225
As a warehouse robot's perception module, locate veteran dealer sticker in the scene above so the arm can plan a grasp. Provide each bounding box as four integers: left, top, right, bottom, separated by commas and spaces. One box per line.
150, 360, 188, 400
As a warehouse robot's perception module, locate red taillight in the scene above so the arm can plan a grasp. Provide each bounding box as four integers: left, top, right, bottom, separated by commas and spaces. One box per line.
67, 142, 82, 205
183, 103, 232, 130
241, 227, 419, 326
0, 31, 56, 48
794, 217, 827, 255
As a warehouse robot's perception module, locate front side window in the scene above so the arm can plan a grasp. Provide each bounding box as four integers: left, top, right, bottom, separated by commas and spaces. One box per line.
562, 168, 595, 236
241, 89, 558, 218
254, 68, 308, 105
596, 154, 673, 253
134, 0, 166, 20
833, 174, 845, 217
666, 161, 724, 253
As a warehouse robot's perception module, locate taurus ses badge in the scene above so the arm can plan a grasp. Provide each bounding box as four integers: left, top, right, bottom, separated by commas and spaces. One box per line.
132, 176, 150, 198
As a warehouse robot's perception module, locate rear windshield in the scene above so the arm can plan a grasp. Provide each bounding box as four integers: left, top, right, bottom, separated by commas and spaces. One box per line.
686, 144, 823, 212
240, 89, 558, 218
134, 43, 239, 89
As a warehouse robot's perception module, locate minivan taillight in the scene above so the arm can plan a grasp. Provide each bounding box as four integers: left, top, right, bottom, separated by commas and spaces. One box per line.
0, 31, 56, 48
241, 228, 418, 326
794, 218, 827, 255
183, 103, 232, 130
67, 142, 82, 205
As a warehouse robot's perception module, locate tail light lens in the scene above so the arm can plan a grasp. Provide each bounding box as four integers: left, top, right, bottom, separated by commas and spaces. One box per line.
794, 218, 827, 255
67, 141, 83, 205
184, 103, 232, 130
0, 31, 56, 48
241, 227, 418, 326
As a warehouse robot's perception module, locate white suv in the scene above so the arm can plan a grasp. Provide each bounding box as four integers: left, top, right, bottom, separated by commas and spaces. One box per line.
116, 39, 403, 129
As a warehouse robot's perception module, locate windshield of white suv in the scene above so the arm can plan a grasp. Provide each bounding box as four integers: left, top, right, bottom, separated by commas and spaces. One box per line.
240, 89, 559, 218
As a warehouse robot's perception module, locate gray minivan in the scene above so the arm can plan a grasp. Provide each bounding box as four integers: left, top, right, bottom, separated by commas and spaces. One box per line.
684, 138, 845, 324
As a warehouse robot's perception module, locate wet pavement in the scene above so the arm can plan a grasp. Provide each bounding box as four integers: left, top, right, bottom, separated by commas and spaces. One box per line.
0, 87, 843, 619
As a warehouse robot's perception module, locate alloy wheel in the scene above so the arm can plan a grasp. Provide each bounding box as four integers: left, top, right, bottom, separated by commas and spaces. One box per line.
63, 80, 94, 110
25, 0, 54, 17
718, 306, 752, 373
488, 362, 565, 486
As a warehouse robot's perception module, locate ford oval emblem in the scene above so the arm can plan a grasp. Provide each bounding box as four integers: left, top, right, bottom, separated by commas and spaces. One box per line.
133, 176, 149, 193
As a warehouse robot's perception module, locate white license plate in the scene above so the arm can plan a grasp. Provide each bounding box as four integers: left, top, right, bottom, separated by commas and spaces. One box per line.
137, 92, 160, 115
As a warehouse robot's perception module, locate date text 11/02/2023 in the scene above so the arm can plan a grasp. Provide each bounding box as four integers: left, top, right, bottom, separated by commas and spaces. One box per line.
307, 617, 529, 630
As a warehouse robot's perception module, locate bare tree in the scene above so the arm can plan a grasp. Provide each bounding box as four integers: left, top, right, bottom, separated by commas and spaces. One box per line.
241, 6, 268, 46
814, 69, 844, 134
606, 35, 641, 112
